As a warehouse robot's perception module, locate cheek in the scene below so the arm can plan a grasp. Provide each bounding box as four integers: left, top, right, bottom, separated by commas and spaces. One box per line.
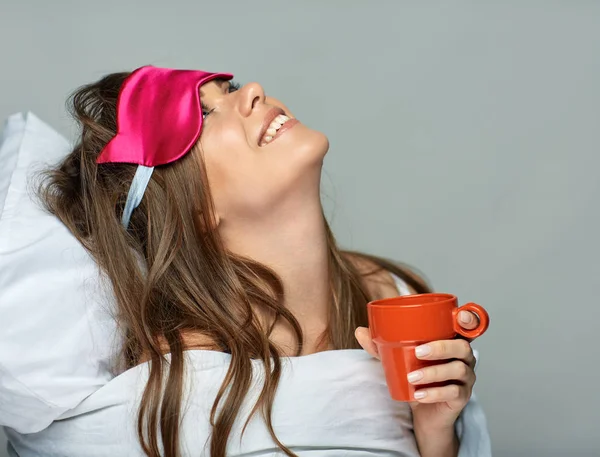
202, 121, 248, 163
201, 127, 262, 207
203, 121, 243, 151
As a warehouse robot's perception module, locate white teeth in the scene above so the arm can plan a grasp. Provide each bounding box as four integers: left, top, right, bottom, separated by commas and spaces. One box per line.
260, 114, 291, 145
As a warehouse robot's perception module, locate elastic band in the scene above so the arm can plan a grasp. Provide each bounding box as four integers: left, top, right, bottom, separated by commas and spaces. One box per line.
121, 165, 154, 228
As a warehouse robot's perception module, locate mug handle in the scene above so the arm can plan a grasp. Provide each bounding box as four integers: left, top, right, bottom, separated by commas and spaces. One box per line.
452, 303, 490, 340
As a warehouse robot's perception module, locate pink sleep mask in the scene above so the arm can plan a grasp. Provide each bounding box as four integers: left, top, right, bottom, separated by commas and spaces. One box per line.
97, 65, 233, 167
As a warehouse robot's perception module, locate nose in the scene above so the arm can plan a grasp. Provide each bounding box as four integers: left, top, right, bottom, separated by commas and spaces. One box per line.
238, 82, 265, 117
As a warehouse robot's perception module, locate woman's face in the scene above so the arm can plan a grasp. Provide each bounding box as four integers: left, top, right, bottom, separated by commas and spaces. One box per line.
197, 79, 329, 225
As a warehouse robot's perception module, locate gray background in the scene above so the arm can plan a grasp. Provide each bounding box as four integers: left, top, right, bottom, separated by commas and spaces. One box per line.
1, 1, 599, 456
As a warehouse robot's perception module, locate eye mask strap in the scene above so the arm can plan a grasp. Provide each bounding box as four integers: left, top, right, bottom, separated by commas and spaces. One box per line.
121, 165, 154, 228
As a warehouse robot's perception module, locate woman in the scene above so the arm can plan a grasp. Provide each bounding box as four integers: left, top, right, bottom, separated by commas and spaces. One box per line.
26, 65, 489, 457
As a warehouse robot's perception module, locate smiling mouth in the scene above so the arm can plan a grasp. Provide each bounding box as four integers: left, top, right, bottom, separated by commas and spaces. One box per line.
258, 108, 299, 147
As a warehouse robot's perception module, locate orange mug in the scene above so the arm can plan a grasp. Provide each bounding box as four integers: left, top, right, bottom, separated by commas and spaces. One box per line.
367, 293, 489, 402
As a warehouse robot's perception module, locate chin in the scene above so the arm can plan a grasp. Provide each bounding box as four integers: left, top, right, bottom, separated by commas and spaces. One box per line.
277, 125, 329, 167
315, 130, 330, 155
302, 129, 329, 163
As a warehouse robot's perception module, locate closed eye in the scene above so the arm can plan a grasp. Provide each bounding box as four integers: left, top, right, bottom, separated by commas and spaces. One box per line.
202, 80, 241, 119
201, 104, 214, 119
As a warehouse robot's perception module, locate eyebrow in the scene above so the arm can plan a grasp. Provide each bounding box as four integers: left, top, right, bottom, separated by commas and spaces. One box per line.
199, 78, 230, 98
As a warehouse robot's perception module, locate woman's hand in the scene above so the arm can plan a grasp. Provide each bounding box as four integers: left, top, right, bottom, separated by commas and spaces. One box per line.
355, 310, 480, 456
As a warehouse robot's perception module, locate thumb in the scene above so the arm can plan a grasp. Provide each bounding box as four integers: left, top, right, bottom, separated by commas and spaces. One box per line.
458, 310, 480, 330
355, 327, 380, 360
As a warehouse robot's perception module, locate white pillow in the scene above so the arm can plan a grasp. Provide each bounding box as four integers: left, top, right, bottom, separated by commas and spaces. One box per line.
0, 112, 118, 434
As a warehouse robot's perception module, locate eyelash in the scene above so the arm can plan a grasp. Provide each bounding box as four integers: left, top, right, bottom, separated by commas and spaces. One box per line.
202, 81, 241, 119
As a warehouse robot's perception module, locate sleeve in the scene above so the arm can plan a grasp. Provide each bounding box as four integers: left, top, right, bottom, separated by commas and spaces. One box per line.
389, 272, 493, 456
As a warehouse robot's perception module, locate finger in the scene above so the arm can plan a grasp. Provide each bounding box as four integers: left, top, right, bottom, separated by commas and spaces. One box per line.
355, 327, 380, 360
415, 339, 474, 365
413, 384, 471, 404
458, 310, 480, 330
407, 360, 475, 385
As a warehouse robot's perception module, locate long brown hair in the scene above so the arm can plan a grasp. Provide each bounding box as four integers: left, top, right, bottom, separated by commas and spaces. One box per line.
38, 71, 430, 457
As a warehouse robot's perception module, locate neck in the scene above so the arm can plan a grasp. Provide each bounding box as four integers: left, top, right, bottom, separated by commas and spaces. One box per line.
220, 195, 331, 352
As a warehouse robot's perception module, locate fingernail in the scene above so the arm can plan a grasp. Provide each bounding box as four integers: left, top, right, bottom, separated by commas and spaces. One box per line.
459, 311, 471, 324
407, 370, 423, 383
415, 344, 431, 358
414, 391, 427, 400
